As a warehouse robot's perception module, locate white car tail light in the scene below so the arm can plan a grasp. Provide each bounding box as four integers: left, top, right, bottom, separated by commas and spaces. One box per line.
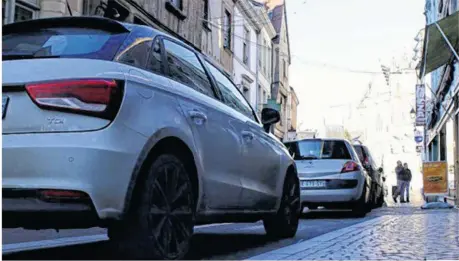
341, 161, 360, 173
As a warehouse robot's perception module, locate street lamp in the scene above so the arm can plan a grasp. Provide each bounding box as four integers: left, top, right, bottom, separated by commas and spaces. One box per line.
410, 108, 416, 119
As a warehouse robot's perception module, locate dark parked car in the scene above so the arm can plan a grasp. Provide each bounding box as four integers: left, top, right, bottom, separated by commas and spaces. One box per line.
352, 141, 385, 208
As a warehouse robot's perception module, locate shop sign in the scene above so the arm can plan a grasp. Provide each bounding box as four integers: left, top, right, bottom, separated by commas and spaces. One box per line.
415, 84, 426, 126
423, 161, 448, 195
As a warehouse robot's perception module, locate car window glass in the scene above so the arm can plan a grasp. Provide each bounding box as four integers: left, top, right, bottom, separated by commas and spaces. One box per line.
203, 60, 255, 121
353, 145, 365, 163
364, 147, 377, 167
146, 38, 163, 75
163, 39, 214, 97
116, 39, 151, 68
3, 27, 127, 61
322, 141, 351, 160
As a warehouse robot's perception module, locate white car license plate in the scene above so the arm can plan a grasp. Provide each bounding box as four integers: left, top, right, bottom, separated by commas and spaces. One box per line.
301, 180, 326, 188
2, 96, 9, 119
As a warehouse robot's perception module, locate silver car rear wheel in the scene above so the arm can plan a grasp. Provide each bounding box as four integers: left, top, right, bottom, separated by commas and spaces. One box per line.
109, 154, 195, 260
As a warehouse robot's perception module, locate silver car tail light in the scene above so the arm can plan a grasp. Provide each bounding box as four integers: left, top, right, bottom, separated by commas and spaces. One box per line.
25, 79, 123, 120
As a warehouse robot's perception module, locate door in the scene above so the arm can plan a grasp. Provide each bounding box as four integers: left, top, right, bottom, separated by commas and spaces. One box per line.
160, 39, 243, 209
202, 60, 279, 210
240, 121, 281, 210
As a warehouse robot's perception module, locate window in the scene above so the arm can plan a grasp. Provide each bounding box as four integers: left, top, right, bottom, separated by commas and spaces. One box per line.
283, 60, 287, 78
170, 0, 182, 9
263, 39, 267, 74
146, 39, 164, 75
267, 46, 272, 79
243, 26, 250, 65
280, 94, 287, 126
163, 40, 214, 97
117, 39, 152, 68
204, 60, 256, 121
241, 80, 250, 101
258, 43, 262, 67
14, 3, 35, 22
223, 10, 231, 49
203, 0, 209, 27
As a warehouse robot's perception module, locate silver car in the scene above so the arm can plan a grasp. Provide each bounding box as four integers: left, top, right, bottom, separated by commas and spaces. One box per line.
284, 138, 371, 217
2, 17, 300, 259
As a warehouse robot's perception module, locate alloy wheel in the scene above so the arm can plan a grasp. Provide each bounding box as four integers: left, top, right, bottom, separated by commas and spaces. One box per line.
144, 159, 194, 259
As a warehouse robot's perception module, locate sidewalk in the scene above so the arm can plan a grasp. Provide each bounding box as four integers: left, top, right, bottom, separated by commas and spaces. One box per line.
249, 194, 459, 260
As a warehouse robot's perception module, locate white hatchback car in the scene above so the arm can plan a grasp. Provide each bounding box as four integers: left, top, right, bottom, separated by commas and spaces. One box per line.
284, 138, 372, 217
2, 17, 300, 259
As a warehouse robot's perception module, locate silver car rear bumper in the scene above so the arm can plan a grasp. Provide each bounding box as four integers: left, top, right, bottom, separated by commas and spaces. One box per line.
2, 127, 147, 220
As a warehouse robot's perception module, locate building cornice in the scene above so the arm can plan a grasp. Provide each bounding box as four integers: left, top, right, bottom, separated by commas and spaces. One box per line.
237, 0, 262, 32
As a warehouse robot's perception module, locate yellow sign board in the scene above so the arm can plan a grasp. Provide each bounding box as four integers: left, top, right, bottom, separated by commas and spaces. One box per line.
423, 161, 448, 194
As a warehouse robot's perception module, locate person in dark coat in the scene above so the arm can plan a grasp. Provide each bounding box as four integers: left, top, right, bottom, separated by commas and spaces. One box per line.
402, 163, 412, 203
393, 160, 404, 203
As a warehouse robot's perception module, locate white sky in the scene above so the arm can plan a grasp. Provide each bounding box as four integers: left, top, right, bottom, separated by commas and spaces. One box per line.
286, 0, 426, 130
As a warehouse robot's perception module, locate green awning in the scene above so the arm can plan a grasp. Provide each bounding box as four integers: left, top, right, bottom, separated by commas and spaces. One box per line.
420, 10, 459, 77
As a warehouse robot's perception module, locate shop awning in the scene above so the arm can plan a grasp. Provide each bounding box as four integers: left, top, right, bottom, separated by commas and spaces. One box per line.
420, 10, 459, 77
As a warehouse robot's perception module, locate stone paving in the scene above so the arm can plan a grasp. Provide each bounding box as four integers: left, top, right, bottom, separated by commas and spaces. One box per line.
249, 209, 459, 260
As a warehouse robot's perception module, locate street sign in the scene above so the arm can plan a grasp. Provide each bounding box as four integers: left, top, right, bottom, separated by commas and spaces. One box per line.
416, 145, 423, 153
414, 129, 423, 143
415, 136, 423, 143
415, 84, 426, 126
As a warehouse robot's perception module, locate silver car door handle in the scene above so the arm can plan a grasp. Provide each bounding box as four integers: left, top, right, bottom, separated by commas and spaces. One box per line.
188, 110, 207, 122
241, 131, 255, 141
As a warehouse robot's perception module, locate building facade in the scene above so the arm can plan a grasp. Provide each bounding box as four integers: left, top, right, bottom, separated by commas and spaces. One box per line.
3, 0, 206, 50
285, 86, 299, 141
201, 0, 236, 74
423, 0, 459, 205
232, 0, 259, 109
250, 0, 276, 116
268, 3, 291, 140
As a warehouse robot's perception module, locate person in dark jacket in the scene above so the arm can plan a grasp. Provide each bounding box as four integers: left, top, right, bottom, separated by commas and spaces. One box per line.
393, 160, 404, 203
402, 163, 412, 203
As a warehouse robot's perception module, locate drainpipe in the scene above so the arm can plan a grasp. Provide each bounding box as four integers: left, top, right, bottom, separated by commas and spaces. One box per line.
255, 30, 260, 116
7, 0, 16, 24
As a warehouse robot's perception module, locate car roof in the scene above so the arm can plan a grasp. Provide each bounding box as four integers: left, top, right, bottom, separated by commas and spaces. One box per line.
3, 16, 234, 82
284, 138, 350, 144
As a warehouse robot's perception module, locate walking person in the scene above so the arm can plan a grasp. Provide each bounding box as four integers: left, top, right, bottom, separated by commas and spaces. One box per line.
402, 163, 412, 203
393, 160, 404, 203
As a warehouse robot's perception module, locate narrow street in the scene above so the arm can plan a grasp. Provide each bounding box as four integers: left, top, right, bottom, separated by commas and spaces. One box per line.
4, 193, 457, 260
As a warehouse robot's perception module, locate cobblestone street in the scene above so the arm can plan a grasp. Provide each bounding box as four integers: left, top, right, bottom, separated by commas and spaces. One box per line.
249, 206, 459, 260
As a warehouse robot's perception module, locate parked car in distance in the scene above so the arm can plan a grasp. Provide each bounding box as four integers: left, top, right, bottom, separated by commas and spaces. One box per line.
2, 17, 300, 260
352, 141, 385, 208
283, 138, 372, 217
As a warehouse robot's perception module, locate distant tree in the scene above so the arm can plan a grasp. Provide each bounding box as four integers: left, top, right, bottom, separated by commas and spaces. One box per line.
344, 129, 352, 140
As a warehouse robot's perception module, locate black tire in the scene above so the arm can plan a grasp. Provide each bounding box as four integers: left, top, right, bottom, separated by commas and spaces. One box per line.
376, 189, 384, 208
263, 173, 300, 239
351, 184, 368, 218
108, 154, 195, 260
